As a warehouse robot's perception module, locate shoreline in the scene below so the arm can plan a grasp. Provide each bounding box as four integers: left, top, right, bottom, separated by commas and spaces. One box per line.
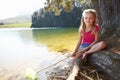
37, 52, 108, 80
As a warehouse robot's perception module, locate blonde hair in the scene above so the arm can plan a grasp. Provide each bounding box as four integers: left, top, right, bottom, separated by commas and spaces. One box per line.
79, 9, 99, 35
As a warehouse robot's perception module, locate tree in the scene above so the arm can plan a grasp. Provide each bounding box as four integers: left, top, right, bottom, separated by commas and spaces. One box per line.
91, 0, 120, 36
31, 1, 82, 28
0, 22, 4, 25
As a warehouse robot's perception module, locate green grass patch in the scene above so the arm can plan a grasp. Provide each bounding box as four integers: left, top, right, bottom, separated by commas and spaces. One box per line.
33, 28, 79, 53
0, 22, 32, 28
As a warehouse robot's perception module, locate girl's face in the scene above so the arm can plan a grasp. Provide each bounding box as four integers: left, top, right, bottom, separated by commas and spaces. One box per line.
83, 13, 95, 27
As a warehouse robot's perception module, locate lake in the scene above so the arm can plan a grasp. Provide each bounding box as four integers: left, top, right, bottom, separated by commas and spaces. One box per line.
0, 28, 73, 80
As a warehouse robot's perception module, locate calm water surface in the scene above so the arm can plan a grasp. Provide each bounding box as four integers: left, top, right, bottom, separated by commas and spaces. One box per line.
0, 28, 66, 80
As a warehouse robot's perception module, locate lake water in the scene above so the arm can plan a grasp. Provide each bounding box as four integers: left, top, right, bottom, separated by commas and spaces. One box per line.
0, 28, 67, 80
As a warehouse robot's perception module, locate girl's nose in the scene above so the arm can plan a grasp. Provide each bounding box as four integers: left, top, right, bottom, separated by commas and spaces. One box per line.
87, 18, 90, 21
87, 19, 90, 22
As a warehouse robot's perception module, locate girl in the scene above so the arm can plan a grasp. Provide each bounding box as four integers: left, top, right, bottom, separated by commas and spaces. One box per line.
71, 9, 106, 62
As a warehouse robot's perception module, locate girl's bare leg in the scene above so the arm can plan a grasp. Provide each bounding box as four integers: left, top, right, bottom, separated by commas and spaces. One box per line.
72, 50, 84, 65
74, 50, 84, 58
82, 41, 106, 61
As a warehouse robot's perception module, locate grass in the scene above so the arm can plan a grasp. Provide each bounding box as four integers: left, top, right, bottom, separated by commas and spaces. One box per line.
0, 22, 32, 28
33, 28, 79, 53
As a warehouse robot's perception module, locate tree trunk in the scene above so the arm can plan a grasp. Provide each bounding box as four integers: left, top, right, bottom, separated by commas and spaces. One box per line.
67, 1, 120, 80
91, 0, 120, 36
67, 50, 120, 80
88, 50, 120, 80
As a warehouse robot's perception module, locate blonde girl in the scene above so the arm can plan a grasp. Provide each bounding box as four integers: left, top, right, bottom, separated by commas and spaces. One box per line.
71, 9, 106, 61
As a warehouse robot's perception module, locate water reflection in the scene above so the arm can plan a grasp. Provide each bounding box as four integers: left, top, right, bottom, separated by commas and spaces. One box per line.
0, 28, 62, 80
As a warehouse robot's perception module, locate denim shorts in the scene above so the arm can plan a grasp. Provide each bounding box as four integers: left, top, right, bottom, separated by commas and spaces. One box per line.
79, 43, 90, 50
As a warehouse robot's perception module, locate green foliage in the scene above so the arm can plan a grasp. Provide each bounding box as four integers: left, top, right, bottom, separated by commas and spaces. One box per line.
44, 0, 74, 16
31, 6, 82, 28
44, 0, 91, 15
31, 0, 92, 28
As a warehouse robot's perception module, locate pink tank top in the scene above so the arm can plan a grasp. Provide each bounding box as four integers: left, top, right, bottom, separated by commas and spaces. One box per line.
82, 25, 100, 44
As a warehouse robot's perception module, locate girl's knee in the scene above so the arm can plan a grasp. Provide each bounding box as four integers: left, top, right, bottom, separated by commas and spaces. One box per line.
102, 41, 106, 46
100, 41, 107, 49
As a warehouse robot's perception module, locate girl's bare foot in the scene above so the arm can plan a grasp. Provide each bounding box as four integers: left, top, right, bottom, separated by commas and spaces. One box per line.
82, 53, 88, 61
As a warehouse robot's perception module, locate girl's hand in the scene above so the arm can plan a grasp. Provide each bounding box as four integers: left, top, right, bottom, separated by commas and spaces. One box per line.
82, 52, 88, 61
82, 47, 89, 52
71, 52, 76, 57
71, 50, 83, 58
74, 50, 84, 59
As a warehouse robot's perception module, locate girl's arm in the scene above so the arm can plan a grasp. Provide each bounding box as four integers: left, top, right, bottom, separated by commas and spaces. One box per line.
73, 35, 83, 53
71, 35, 82, 57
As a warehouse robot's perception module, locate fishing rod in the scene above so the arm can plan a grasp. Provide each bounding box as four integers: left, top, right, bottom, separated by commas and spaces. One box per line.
37, 56, 70, 73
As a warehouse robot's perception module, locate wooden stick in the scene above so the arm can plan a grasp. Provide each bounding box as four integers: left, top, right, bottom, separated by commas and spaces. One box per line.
51, 75, 66, 79
37, 57, 69, 73
80, 72, 93, 80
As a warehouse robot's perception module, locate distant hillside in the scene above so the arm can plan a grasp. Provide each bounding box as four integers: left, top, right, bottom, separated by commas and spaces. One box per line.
0, 14, 31, 24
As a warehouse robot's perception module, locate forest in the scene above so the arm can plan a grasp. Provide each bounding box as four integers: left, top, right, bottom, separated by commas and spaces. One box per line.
31, 1, 82, 28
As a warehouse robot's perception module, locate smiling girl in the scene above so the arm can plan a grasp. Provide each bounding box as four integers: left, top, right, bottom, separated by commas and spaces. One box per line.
71, 9, 106, 62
